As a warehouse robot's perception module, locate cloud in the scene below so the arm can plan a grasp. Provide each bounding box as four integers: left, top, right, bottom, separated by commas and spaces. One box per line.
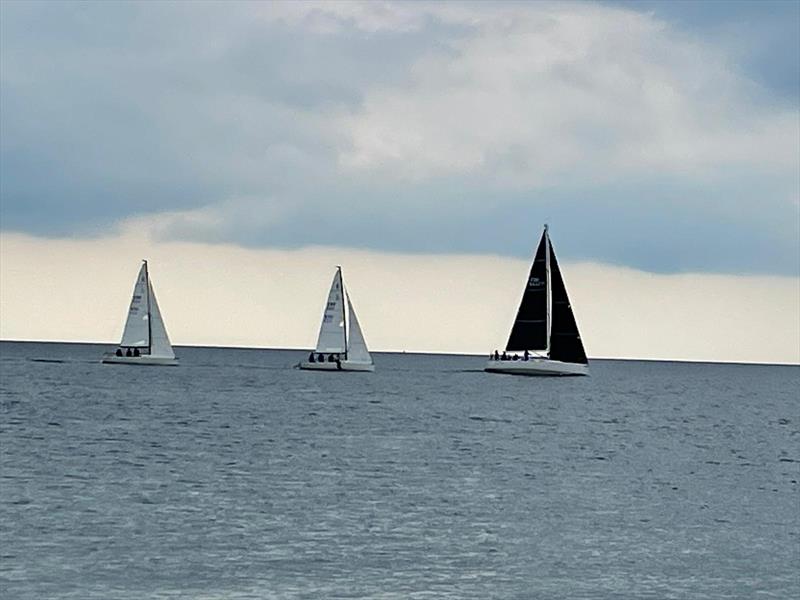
337, 2, 798, 184
2, 230, 798, 364
0, 1, 797, 275
603, 0, 800, 102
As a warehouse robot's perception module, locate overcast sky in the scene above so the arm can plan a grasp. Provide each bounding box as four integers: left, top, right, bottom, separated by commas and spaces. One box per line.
1, 1, 798, 362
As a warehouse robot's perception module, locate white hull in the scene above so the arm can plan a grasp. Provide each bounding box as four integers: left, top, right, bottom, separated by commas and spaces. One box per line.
485, 358, 588, 376
102, 353, 178, 366
298, 360, 375, 373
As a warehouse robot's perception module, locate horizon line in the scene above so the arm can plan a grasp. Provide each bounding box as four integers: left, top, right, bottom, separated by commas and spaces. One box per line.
1, 337, 798, 368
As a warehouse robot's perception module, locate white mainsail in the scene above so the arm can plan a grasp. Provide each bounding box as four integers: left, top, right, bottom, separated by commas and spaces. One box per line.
314, 269, 346, 353
345, 290, 371, 363
119, 263, 150, 348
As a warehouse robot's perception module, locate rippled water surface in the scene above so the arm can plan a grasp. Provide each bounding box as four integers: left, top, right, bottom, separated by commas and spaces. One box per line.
1, 341, 798, 599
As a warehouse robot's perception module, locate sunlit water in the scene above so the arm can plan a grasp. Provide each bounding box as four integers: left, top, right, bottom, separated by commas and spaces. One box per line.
1, 341, 798, 599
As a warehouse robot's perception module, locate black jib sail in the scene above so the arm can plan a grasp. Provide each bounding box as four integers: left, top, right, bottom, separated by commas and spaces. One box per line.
547, 238, 588, 365
505, 231, 548, 352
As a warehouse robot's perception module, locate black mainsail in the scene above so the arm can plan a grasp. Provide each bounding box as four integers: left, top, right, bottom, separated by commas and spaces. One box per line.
505, 226, 587, 365
505, 233, 548, 351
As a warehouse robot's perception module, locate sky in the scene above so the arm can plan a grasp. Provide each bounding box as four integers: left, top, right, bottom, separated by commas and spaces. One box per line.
1, 0, 798, 363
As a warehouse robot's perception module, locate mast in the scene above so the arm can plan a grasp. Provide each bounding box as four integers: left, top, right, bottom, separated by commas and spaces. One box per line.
338, 266, 348, 360
144, 259, 152, 354
544, 225, 551, 357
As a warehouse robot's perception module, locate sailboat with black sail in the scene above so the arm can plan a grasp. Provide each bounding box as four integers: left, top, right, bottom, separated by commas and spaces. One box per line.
102, 260, 178, 366
299, 266, 374, 372
486, 225, 588, 376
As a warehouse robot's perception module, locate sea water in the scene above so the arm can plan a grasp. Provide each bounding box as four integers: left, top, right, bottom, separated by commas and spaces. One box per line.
1, 341, 798, 599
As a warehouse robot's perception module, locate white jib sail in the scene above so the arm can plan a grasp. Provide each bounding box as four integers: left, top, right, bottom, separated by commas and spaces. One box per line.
345, 291, 371, 363
147, 279, 175, 358
314, 269, 346, 353
119, 263, 150, 347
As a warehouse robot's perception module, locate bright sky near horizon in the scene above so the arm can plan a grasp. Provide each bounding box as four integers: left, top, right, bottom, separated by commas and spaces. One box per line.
1, 1, 798, 363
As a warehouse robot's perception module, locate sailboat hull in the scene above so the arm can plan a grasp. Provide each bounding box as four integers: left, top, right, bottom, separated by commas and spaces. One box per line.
484, 358, 588, 376
102, 353, 178, 366
298, 360, 375, 372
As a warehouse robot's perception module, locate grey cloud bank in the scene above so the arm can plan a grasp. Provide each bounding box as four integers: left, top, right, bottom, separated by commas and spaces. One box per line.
1, 1, 798, 275
606, 0, 800, 102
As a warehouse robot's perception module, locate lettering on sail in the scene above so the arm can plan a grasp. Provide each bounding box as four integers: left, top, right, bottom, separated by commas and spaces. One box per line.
129, 295, 143, 312
528, 277, 545, 289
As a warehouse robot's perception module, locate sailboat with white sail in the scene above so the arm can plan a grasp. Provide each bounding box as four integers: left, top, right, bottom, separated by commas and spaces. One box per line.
486, 225, 588, 376
102, 260, 178, 366
299, 266, 374, 372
